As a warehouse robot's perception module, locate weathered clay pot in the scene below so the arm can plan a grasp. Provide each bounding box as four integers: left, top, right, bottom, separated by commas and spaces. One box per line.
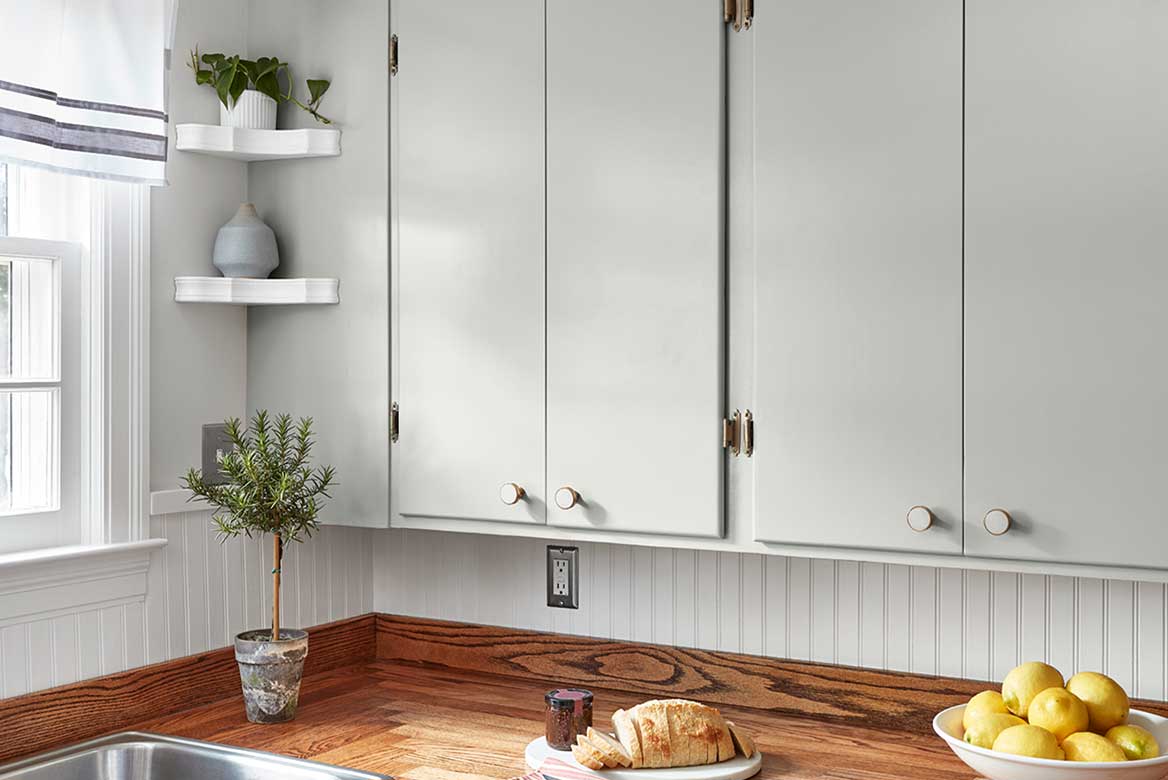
234, 628, 308, 724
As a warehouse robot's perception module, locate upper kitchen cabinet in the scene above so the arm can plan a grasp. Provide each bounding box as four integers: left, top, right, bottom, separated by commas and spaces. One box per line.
750, 0, 964, 553
964, 1, 1168, 567
391, 0, 546, 525
545, 0, 726, 537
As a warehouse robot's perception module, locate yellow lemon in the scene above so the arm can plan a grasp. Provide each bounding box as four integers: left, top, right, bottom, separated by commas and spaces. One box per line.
1106, 724, 1160, 760
1062, 732, 1128, 762
1067, 672, 1130, 733
964, 713, 1026, 749
1028, 687, 1089, 742
963, 690, 1010, 731
992, 724, 1065, 760
1001, 661, 1065, 718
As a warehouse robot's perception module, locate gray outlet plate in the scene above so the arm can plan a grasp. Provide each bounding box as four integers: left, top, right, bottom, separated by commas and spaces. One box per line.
547, 545, 579, 609
201, 423, 234, 486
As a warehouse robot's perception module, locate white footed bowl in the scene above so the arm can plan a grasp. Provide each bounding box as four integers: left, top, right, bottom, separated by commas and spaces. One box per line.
934, 705, 1168, 780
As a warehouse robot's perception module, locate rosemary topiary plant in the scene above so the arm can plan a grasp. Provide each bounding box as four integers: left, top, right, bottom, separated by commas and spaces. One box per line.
182, 411, 336, 641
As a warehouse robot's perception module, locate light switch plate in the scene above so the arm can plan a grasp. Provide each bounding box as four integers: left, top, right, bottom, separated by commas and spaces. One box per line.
547, 545, 579, 609
201, 423, 234, 486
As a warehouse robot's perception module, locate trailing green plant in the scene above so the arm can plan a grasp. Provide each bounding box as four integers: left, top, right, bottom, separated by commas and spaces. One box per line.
188, 47, 332, 124
182, 411, 336, 639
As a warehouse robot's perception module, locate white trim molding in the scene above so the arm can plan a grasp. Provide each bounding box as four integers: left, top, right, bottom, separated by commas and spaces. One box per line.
149, 488, 207, 516
0, 539, 165, 625
92, 180, 151, 543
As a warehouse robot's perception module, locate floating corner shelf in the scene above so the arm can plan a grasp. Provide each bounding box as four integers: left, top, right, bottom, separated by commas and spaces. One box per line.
175, 124, 341, 161
174, 276, 340, 305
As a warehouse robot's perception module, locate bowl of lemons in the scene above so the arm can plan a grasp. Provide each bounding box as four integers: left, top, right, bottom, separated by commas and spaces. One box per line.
934, 662, 1168, 779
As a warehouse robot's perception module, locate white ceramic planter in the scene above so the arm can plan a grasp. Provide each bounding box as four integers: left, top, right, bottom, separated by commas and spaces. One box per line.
220, 90, 277, 130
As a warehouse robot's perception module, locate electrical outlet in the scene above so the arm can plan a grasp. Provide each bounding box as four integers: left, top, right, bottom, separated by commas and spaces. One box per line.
547, 545, 579, 609
201, 423, 234, 486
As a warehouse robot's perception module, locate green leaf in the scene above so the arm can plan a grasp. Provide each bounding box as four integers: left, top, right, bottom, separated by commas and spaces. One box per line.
238, 58, 260, 86
229, 69, 248, 106
214, 57, 238, 108
254, 73, 281, 102
306, 78, 330, 105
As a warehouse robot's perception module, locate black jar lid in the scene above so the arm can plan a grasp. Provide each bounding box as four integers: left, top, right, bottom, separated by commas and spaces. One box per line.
545, 687, 594, 708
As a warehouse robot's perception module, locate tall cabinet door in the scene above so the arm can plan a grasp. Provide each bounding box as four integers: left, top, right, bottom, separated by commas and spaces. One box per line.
751, 1, 964, 552
965, 1, 1168, 566
392, 0, 546, 525
545, 0, 725, 537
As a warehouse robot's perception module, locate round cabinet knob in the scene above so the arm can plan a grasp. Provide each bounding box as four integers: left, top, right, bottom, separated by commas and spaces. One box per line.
499, 482, 526, 506
555, 486, 580, 510
983, 508, 1012, 536
906, 505, 934, 532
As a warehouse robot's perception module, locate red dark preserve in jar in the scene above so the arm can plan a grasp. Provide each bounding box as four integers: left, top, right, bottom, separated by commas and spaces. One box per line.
545, 688, 594, 750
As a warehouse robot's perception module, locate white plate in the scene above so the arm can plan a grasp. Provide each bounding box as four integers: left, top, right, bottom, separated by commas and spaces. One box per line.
525, 737, 762, 780
934, 705, 1168, 780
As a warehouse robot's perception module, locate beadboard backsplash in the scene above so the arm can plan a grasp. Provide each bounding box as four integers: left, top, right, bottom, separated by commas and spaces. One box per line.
0, 511, 373, 699
5, 523, 1165, 703
374, 529, 1168, 701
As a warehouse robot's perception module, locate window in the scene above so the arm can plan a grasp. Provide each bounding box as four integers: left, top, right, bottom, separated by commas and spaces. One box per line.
0, 247, 62, 513
0, 164, 149, 554
0, 163, 7, 236
0, 219, 84, 552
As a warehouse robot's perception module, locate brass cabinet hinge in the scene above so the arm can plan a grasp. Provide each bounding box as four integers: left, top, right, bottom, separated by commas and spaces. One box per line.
390, 34, 398, 76
722, 410, 741, 455
724, 0, 753, 32
723, 409, 754, 457
741, 409, 753, 457
390, 402, 399, 442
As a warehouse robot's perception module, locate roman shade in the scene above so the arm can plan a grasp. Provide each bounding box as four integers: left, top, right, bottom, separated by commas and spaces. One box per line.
0, 0, 176, 185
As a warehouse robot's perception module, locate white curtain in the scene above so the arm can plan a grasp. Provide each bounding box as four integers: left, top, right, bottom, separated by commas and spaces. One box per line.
0, 0, 176, 186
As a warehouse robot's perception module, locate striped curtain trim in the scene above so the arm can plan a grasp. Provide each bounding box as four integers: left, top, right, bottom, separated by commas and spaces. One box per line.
0, 106, 167, 162
0, 80, 168, 121
0, 77, 168, 183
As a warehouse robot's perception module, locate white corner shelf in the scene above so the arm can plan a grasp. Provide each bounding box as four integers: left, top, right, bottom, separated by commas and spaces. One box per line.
175, 124, 341, 161
174, 276, 339, 305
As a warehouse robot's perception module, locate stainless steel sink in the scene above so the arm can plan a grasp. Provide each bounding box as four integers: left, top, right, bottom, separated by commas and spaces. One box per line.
0, 732, 391, 780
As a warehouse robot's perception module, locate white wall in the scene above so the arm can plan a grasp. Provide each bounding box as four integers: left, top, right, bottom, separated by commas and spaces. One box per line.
0, 511, 371, 699
376, 529, 1168, 702
243, 0, 390, 528
148, 0, 249, 492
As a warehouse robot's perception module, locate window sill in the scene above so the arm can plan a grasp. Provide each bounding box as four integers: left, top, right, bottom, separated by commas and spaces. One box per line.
0, 539, 167, 624
149, 489, 207, 516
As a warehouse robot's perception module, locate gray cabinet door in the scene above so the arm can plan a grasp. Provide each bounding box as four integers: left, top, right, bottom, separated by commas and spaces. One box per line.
964, 0, 1168, 566
392, 0, 546, 525
751, 1, 964, 552
545, 0, 725, 537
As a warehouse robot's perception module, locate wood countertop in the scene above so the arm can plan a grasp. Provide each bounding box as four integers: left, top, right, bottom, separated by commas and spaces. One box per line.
15, 615, 1157, 779
133, 659, 975, 780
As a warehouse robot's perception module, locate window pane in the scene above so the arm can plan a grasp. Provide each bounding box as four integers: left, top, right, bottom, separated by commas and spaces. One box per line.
0, 254, 57, 380
0, 163, 6, 237
0, 388, 58, 514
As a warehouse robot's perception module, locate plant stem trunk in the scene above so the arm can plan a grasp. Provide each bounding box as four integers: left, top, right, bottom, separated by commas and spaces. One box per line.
272, 533, 281, 641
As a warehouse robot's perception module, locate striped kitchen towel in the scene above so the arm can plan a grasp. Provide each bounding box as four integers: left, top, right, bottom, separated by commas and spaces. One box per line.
509, 756, 602, 780
536, 756, 602, 780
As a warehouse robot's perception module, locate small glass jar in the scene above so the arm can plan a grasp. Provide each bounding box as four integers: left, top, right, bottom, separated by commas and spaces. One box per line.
544, 687, 594, 750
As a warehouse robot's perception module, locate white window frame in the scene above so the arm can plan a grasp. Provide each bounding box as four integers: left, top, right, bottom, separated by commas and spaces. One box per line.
0, 238, 82, 551
0, 165, 150, 554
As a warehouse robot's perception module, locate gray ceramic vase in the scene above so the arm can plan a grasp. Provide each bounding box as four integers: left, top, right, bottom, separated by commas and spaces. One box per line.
213, 203, 279, 278
234, 628, 308, 724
